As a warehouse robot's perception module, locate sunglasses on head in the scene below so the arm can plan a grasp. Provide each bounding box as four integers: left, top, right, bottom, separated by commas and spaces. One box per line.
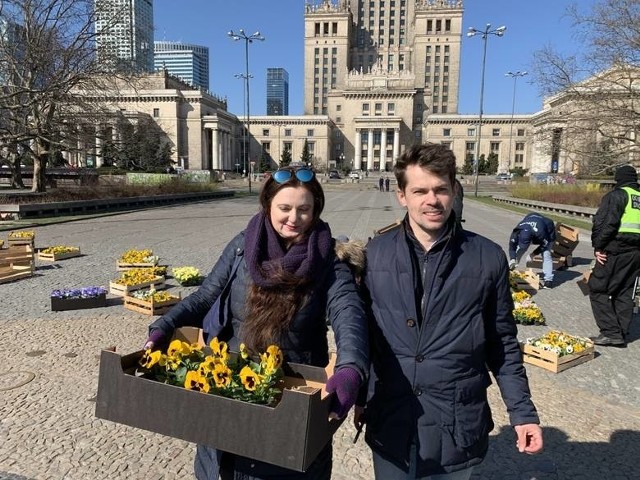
272, 167, 315, 184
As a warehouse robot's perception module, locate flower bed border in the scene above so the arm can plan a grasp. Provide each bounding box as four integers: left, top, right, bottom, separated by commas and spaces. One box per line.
520, 342, 595, 373
123, 294, 181, 316
38, 248, 82, 261
51, 292, 107, 312
109, 276, 166, 297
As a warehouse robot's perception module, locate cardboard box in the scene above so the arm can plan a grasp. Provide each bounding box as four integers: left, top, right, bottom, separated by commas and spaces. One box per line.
554, 223, 580, 257
521, 342, 595, 373
576, 270, 591, 296
526, 253, 572, 270
95, 328, 342, 472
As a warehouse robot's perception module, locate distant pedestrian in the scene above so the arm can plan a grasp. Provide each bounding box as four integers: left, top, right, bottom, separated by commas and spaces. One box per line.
588, 165, 640, 348
384, 177, 390, 192
379, 176, 384, 192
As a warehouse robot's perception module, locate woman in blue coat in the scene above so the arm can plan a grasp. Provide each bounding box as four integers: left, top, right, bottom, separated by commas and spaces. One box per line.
146, 166, 368, 480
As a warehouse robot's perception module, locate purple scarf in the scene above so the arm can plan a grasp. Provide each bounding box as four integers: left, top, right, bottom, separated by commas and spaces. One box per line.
244, 211, 333, 288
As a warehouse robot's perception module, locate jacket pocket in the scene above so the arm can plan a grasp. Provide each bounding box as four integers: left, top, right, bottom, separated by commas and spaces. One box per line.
453, 373, 493, 449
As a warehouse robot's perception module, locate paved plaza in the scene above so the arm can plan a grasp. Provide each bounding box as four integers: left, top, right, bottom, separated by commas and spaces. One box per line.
1, 185, 639, 479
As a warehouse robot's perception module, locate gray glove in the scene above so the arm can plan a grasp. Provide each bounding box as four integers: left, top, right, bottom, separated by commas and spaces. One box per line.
509, 259, 517, 271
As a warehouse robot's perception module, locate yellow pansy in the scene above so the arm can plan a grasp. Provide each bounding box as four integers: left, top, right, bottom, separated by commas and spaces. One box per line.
184, 370, 210, 393
209, 337, 229, 362
167, 340, 191, 357
212, 363, 233, 388
139, 349, 162, 368
239, 366, 262, 391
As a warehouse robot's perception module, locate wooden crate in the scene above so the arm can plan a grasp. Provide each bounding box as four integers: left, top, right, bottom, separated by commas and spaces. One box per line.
7, 234, 35, 247
0, 265, 33, 284
511, 269, 539, 292
576, 270, 591, 296
38, 248, 81, 261
109, 276, 166, 297
521, 342, 595, 373
124, 294, 181, 316
116, 261, 158, 271
0, 245, 35, 270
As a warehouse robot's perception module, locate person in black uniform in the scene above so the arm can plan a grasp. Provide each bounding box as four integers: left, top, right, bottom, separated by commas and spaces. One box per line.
588, 165, 640, 347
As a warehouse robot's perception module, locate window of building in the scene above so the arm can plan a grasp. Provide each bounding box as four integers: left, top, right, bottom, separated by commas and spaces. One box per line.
427, 20, 432, 32
283, 141, 292, 152
443, 128, 451, 137
315, 23, 320, 36
466, 141, 475, 152
308, 142, 315, 153
336, 104, 341, 111
153, 108, 160, 118
362, 103, 370, 115
445, 19, 451, 32
262, 129, 269, 136
516, 142, 525, 151
284, 129, 292, 137
332, 22, 338, 35
492, 128, 501, 136
307, 129, 315, 137
336, 116, 342, 123
262, 142, 271, 153
468, 128, 476, 137
442, 106, 448, 113
388, 102, 395, 115
323, 23, 329, 35
375, 103, 383, 115
490, 142, 500, 152
517, 128, 526, 136
432, 105, 438, 114
515, 153, 524, 163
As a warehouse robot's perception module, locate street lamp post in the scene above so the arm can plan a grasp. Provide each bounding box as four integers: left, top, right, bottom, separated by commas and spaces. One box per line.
234, 72, 252, 182
228, 29, 265, 194
467, 23, 506, 197
505, 71, 528, 174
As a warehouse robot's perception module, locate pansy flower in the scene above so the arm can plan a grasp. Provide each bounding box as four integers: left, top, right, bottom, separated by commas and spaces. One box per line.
209, 338, 229, 362
184, 371, 210, 393
212, 363, 232, 388
239, 366, 262, 391
139, 349, 162, 368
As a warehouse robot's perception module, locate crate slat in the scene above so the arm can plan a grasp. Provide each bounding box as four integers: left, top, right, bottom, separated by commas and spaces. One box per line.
123, 294, 181, 316
38, 249, 81, 261
521, 343, 595, 373
109, 277, 166, 297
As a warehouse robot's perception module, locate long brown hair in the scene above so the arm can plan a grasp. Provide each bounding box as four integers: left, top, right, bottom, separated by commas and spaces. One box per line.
242, 167, 324, 352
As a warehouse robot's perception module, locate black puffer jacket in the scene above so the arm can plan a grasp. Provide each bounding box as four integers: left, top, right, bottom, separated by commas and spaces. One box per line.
362, 219, 538, 476
150, 232, 369, 377
592, 182, 640, 253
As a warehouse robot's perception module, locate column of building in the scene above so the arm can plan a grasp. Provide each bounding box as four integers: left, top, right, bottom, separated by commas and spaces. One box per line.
367, 130, 374, 171
354, 129, 362, 170
393, 128, 400, 166
379, 128, 387, 171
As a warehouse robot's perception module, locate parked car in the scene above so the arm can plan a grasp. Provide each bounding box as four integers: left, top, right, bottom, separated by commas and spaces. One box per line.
328, 170, 341, 179
496, 172, 512, 181
348, 171, 361, 180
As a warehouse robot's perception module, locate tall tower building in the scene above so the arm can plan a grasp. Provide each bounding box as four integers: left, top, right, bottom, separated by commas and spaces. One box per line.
94, 0, 154, 72
304, 0, 463, 171
266, 68, 290, 115
154, 41, 210, 90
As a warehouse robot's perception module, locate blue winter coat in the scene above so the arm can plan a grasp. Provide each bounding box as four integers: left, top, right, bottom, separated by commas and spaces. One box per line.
362, 220, 538, 476
150, 231, 369, 378
508, 213, 556, 259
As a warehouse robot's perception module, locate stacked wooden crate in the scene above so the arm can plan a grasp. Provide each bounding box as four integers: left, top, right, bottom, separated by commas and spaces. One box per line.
527, 223, 580, 269
0, 244, 35, 284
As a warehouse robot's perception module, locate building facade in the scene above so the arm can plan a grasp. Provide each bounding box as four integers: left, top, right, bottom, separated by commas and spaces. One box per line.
266, 68, 290, 115
94, 0, 154, 72
304, 0, 463, 171
154, 41, 210, 90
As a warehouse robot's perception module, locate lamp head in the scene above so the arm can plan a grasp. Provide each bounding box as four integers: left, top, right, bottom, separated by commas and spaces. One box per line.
495, 26, 507, 36
467, 26, 477, 37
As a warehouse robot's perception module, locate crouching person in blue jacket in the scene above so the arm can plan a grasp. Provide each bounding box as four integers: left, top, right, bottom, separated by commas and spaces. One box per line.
356, 143, 543, 479
508, 212, 557, 289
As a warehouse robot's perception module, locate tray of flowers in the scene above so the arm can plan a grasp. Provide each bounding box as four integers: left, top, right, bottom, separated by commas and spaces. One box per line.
51, 287, 108, 311
95, 328, 342, 472
124, 289, 181, 316
109, 268, 166, 297
172, 266, 203, 286
509, 269, 539, 292
116, 248, 159, 270
521, 330, 595, 373
38, 246, 82, 261
8, 230, 35, 247
511, 290, 545, 325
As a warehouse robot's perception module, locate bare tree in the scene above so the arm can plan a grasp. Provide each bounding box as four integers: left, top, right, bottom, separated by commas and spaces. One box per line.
0, 0, 133, 191
531, 0, 640, 174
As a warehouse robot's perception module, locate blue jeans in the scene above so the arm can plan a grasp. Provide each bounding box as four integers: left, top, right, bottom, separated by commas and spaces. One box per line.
372, 446, 474, 480
516, 246, 554, 282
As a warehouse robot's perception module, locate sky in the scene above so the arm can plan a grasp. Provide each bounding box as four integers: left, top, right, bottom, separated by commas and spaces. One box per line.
154, 0, 596, 117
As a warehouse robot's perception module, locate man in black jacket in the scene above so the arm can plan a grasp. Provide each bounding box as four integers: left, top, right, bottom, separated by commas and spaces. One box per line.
357, 143, 542, 479
588, 165, 640, 347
